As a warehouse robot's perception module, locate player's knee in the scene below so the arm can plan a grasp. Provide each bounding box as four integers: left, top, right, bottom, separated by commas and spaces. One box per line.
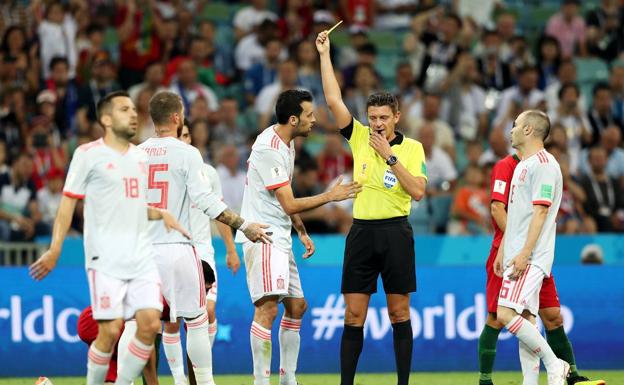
100, 319, 124, 338
138, 317, 162, 337
292, 299, 307, 318
541, 309, 564, 330
257, 302, 279, 323
387, 307, 410, 324
496, 307, 514, 325
344, 305, 367, 326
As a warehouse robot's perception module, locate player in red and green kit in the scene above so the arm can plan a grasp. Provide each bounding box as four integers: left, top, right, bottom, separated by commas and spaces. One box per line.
477, 153, 604, 385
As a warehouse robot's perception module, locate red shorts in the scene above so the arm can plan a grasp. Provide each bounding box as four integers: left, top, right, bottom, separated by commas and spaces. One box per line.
77, 306, 119, 383
485, 246, 561, 313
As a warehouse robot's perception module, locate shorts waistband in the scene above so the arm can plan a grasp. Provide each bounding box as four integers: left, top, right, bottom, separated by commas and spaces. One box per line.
352, 216, 408, 226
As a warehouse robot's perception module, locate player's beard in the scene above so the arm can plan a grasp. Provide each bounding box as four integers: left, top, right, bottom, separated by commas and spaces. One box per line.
112, 124, 136, 141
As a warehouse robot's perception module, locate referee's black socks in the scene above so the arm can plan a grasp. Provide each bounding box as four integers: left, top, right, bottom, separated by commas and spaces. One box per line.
392, 320, 413, 385
340, 324, 364, 385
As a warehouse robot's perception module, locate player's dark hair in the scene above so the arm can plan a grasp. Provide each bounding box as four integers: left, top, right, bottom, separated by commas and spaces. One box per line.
366, 92, 399, 115
96, 91, 130, 124
49, 56, 69, 71
149, 91, 184, 126
275, 90, 313, 124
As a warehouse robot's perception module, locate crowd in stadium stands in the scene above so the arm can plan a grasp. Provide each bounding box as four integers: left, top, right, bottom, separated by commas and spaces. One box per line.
0, 0, 623, 242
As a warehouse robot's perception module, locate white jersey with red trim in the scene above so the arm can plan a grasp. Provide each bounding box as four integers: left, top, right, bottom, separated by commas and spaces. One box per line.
138, 137, 227, 244
190, 163, 222, 254
504, 149, 562, 275
63, 138, 157, 279
235, 126, 295, 250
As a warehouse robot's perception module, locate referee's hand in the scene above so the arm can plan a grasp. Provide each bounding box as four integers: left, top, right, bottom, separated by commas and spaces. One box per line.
327, 176, 362, 201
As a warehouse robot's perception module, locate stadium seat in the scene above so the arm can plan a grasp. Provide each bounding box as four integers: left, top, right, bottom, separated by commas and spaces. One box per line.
409, 198, 432, 234
575, 57, 610, 103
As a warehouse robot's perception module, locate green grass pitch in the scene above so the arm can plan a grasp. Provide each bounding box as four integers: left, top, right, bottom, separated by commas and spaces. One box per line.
4, 371, 622, 385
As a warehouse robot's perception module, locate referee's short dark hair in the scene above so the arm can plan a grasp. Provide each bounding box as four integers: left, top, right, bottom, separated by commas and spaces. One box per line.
96, 91, 130, 124
367, 92, 399, 115
275, 90, 313, 124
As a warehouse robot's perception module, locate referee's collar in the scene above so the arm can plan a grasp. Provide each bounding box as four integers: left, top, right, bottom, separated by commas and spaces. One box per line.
389, 131, 404, 146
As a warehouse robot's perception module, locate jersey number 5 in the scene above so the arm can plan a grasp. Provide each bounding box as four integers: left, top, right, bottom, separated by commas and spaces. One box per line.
148, 164, 169, 209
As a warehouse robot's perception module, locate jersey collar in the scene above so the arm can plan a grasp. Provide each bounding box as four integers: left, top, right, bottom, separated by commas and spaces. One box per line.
389, 131, 404, 146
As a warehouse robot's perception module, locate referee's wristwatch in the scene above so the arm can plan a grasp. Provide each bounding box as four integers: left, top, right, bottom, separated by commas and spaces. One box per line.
386, 154, 398, 166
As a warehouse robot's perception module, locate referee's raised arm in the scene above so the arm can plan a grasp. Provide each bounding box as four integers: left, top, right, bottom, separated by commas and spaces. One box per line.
316, 31, 352, 130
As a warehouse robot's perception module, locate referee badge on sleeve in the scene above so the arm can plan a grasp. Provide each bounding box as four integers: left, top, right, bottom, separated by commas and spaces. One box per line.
383, 169, 398, 188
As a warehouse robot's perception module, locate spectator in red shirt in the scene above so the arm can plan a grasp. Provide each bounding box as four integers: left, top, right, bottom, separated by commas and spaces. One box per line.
317, 133, 353, 187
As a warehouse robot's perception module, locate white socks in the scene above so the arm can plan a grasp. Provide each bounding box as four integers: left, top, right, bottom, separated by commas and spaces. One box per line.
506, 315, 559, 373
87, 344, 112, 385
250, 321, 272, 385
186, 312, 214, 385
208, 320, 217, 347
163, 332, 188, 385
519, 341, 540, 385
279, 317, 302, 385
115, 337, 152, 385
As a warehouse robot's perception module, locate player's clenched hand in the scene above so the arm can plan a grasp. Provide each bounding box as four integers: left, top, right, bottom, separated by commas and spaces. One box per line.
29, 249, 60, 281
315, 31, 330, 54
243, 222, 272, 244
299, 233, 315, 259
507, 250, 530, 280
161, 210, 192, 239
226, 250, 241, 274
328, 175, 362, 201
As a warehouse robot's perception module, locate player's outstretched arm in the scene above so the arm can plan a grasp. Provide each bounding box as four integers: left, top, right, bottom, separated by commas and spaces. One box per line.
275, 176, 362, 216
316, 31, 352, 130
215, 208, 272, 244
30, 195, 78, 281
147, 207, 191, 239
291, 214, 315, 259
216, 221, 240, 274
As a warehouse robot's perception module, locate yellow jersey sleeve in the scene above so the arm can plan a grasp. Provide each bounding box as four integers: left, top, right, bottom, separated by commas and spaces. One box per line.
346, 118, 369, 156
405, 140, 428, 181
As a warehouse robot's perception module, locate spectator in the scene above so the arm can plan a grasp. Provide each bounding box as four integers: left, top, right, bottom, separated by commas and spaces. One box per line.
27, 115, 67, 191
340, 0, 374, 28
609, 61, 624, 127
551, 83, 592, 173
392, 62, 420, 119
277, 0, 313, 43
342, 42, 379, 90
168, 59, 219, 116
316, 133, 353, 187
418, 122, 458, 195
545, 59, 580, 113
134, 87, 156, 143
197, 20, 236, 83
545, 0, 586, 59
36, 168, 64, 230
0, 153, 48, 241
374, 0, 419, 30
506, 35, 535, 76
0, 25, 38, 92
418, 13, 464, 92
448, 165, 490, 235
556, 156, 588, 234
495, 12, 517, 61
216, 145, 245, 214
190, 119, 212, 163
477, 30, 513, 93
344, 63, 380, 122
406, 93, 456, 159
462, 140, 484, 172
580, 146, 624, 232
0, 139, 8, 175
44, 56, 80, 138
0, 87, 28, 151
585, 0, 623, 61
243, 38, 282, 103
76, 51, 121, 129
37, 1, 78, 79
587, 83, 623, 145
255, 59, 303, 129
128, 61, 166, 104
295, 39, 325, 105
339, 27, 370, 69
76, 23, 105, 84
233, 0, 278, 41
580, 125, 624, 182
493, 66, 545, 134
580, 244, 604, 264
212, 98, 251, 158
188, 96, 212, 124
536, 35, 562, 90
114, 0, 164, 88
235, 18, 281, 72
479, 128, 511, 166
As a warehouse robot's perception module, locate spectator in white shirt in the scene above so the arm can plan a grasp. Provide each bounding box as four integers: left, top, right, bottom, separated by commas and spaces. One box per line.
418, 122, 458, 194
494, 65, 545, 135
36, 168, 63, 228
233, 0, 278, 41
128, 61, 166, 104
407, 93, 456, 159
37, 1, 78, 79
235, 19, 283, 72
168, 59, 219, 115
216, 145, 246, 214
479, 128, 512, 166
255, 59, 304, 129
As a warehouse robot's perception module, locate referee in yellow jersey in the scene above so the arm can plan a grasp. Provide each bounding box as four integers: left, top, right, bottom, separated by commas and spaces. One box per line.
316, 31, 427, 385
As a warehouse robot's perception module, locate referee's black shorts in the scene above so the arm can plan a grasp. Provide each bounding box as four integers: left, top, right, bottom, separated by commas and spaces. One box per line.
341, 216, 416, 294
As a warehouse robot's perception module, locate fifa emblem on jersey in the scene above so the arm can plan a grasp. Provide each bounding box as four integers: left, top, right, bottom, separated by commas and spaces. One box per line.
100, 295, 111, 309
383, 169, 398, 188
493, 179, 507, 194
519, 168, 527, 182
277, 277, 285, 290
271, 167, 284, 178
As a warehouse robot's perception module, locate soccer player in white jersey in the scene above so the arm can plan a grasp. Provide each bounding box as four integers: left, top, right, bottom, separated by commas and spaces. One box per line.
138, 91, 270, 385
236, 89, 361, 385
493, 110, 569, 385
29, 91, 189, 385
158, 121, 242, 385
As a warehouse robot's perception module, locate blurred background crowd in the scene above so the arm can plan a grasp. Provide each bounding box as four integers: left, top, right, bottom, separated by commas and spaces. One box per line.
1, 0, 623, 243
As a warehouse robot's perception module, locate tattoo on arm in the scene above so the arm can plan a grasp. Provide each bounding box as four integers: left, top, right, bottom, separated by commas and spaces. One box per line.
215, 209, 244, 229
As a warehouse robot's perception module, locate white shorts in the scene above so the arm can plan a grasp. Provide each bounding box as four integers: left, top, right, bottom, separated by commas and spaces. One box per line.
154, 243, 206, 321
195, 242, 218, 303
243, 242, 303, 304
87, 268, 162, 321
497, 264, 546, 316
